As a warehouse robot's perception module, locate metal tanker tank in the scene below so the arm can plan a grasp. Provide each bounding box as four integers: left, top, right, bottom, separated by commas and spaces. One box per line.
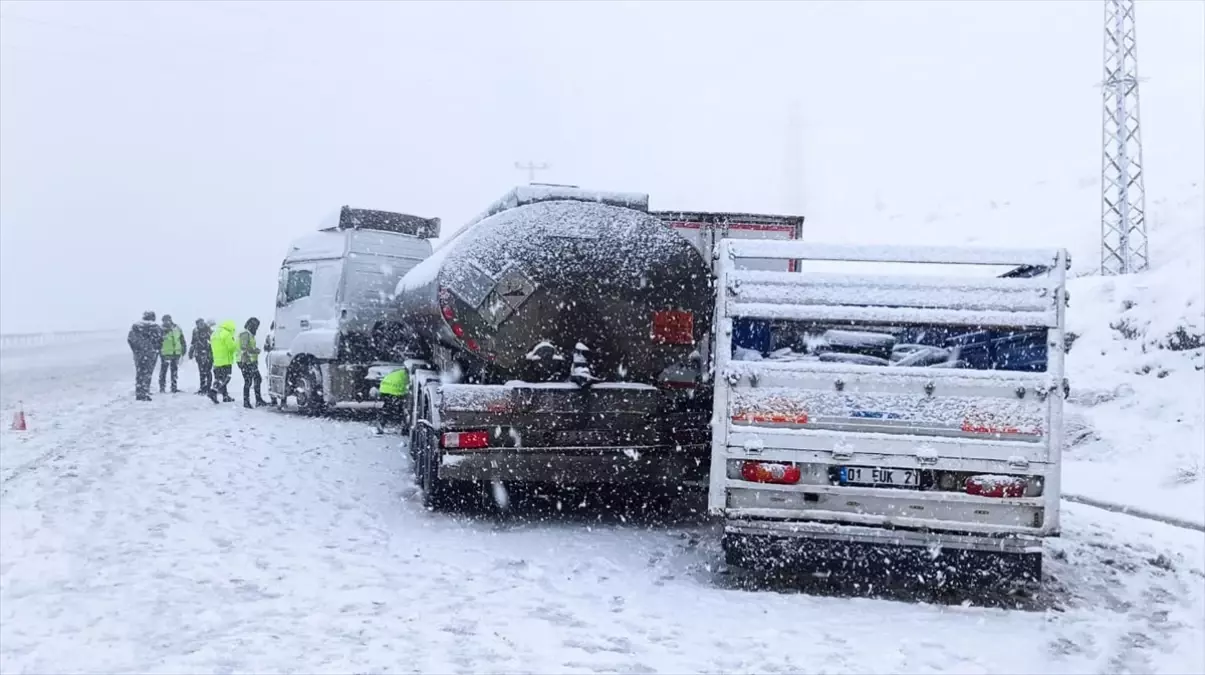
394, 186, 713, 385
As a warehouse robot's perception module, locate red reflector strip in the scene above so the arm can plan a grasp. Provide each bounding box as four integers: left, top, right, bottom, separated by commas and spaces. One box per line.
442, 430, 490, 450
741, 461, 801, 485
451, 324, 465, 338
731, 412, 809, 425
651, 310, 694, 345
965, 475, 1027, 498
961, 420, 1042, 436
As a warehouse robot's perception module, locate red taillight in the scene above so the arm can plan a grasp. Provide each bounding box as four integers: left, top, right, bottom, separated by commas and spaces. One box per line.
442, 430, 490, 450
466, 338, 479, 352
442, 306, 455, 320
451, 323, 465, 338
740, 461, 801, 485
965, 475, 1027, 498
651, 310, 694, 345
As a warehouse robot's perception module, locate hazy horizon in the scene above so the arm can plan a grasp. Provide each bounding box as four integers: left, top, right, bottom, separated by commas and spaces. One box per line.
2, 0, 1202, 334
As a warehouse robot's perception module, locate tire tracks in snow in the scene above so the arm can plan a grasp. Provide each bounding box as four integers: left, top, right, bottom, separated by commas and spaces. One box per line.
1042, 504, 1205, 674
0, 388, 131, 492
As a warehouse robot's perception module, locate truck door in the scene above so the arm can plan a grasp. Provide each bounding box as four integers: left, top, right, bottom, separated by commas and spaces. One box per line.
274, 263, 317, 353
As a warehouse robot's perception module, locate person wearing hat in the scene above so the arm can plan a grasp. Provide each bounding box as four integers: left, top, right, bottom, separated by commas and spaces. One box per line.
127, 311, 163, 401
188, 318, 214, 395
375, 366, 410, 434
158, 315, 186, 394
237, 317, 267, 409
208, 320, 238, 404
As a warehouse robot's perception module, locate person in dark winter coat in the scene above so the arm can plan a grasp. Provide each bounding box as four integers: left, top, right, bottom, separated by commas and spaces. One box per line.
188, 318, 213, 395
127, 311, 163, 401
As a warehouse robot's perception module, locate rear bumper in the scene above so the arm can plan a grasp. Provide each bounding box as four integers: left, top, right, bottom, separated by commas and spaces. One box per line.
725, 518, 1044, 554
438, 445, 709, 484
722, 520, 1043, 581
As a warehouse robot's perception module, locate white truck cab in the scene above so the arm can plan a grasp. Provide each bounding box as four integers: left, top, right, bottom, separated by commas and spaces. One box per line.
266, 206, 438, 413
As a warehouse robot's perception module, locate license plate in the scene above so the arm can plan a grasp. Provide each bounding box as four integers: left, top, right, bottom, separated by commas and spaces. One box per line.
839, 466, 919, 487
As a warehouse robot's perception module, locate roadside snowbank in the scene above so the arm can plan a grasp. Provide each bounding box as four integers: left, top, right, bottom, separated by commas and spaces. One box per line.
1062, 185, 1204, 526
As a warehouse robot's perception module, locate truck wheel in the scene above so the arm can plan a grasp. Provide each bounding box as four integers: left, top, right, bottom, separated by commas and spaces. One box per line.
409, 426, 421, 467
293, 364, 326, 416
418, 430, 453, 511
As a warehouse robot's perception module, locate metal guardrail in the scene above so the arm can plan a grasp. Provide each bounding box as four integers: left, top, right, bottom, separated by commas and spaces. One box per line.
0, 329, 123, 349
1062, 493, 1205, 533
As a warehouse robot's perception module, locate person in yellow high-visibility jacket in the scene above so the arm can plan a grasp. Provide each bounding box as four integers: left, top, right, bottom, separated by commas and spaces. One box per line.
376, 367, 409, 434
158, 314, 186, 394
208, 320, 238, 404
237, 317, 267, 409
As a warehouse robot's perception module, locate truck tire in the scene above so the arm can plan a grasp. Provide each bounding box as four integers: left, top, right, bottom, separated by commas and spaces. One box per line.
417, 425, 453, 511
409, 424, 423, 477
293, 363, 326, 416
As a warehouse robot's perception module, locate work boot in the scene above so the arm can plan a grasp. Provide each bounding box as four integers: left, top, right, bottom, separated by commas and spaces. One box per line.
244, 401, 253, 409
222, 395, 235, 403
160, 387, 166, 394
208, 390, 219, 404
255, 397, 268, 407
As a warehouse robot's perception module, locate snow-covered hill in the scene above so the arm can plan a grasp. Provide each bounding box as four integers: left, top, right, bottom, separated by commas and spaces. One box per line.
1061, 185, 1204, 525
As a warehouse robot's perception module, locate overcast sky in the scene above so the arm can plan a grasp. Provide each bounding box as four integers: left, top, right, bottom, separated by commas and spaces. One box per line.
1, 0, 1202, 333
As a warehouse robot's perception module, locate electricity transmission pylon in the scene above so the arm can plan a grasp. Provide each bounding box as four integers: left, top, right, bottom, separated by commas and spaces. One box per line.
1100, 0, 1149, 275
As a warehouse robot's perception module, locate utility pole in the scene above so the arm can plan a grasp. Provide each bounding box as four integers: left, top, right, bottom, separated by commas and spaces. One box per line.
783, 99, 805, 216
514, 161, 550, 184
1100, 0, 1149, 275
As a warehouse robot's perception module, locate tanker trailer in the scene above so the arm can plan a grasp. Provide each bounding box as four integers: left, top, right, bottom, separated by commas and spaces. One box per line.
393, 185, 714, 510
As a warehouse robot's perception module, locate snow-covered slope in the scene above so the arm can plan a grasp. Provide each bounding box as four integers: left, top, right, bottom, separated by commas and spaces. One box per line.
1061, 186, 1205, 525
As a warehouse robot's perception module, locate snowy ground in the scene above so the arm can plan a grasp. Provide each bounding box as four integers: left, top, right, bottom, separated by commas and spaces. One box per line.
1059, 186, 1205, 528
2, 334, 1203, 674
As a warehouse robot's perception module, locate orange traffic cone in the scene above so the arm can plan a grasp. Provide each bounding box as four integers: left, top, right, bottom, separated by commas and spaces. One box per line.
11, 403, 27, 431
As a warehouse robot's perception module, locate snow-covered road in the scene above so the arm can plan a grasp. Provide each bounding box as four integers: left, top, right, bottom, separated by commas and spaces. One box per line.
1, 334, 1202, 674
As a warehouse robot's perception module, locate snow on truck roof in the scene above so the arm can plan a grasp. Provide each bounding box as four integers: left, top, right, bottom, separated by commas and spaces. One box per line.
394, 196, 678, 297
434, 185, 651, 249
318, 206, 441, 238
283, 206, 440, 263
284, 229, 432, 264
